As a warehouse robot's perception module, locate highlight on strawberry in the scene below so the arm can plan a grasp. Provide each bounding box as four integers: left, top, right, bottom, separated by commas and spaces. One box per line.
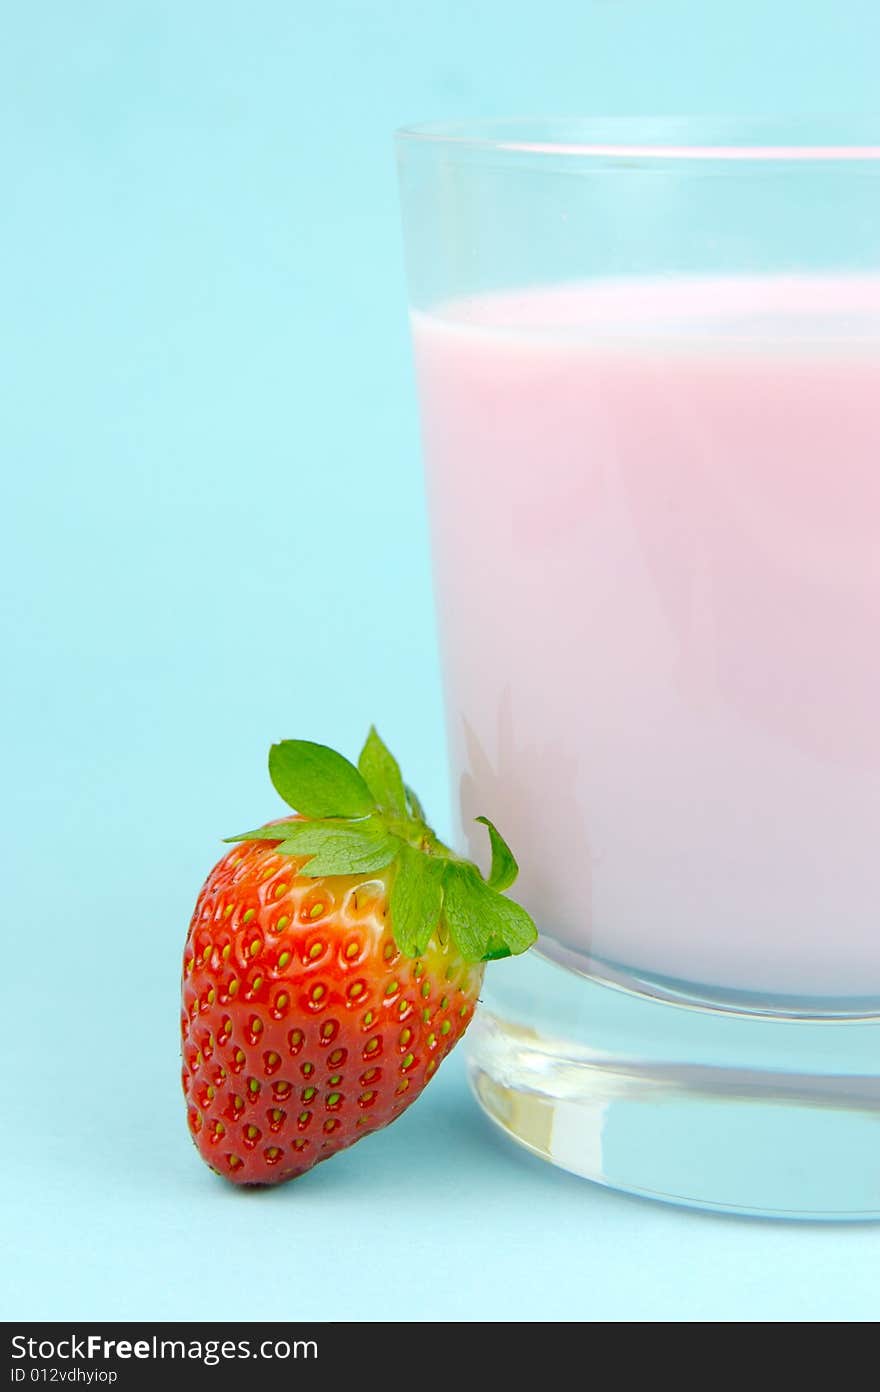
181, 727, 537, 1185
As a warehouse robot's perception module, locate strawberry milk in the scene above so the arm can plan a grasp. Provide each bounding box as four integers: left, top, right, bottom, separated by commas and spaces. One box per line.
413, 276, 880, 1000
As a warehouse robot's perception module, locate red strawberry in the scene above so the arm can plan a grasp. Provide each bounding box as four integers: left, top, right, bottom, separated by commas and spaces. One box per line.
181, 727, 536, 1185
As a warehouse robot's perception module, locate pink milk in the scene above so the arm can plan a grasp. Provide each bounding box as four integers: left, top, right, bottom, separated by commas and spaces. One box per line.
412, 276, 880, 1001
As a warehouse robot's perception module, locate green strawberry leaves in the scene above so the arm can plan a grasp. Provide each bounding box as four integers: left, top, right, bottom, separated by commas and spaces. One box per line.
224, 816, 400, 874
405, 784, 426, 821
268, 739, 375, 819
226, 727, 538, 965
476, 815, 519, 892
466, 874, 538, 957
389, 844, 445, 957
442, 862, 537, 962
358, 726, 408, 819
273, 818, 401, 876
225, 821, 297, 842
440, 864, 488, 962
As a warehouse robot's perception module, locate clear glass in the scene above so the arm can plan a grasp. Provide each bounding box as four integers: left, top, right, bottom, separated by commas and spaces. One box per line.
396, 118, 880, 1217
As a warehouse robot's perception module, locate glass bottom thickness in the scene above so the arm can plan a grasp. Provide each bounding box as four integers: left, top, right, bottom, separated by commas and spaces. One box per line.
466, 949, 880, 1220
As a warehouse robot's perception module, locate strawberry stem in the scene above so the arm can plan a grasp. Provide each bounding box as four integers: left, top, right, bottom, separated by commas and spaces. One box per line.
227, 727, 538, 965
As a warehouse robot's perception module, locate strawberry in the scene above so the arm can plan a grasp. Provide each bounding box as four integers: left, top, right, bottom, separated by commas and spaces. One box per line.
181, 727, 536, 1185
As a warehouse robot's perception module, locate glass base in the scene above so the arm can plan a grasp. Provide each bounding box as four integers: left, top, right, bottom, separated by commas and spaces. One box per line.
466, 949, 880, 1220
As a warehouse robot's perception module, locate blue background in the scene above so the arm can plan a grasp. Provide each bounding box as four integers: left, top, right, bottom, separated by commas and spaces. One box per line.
4, 1, 880, 1323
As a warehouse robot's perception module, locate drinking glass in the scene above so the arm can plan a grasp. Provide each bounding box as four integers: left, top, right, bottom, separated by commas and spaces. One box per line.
396, 118, 880, 1217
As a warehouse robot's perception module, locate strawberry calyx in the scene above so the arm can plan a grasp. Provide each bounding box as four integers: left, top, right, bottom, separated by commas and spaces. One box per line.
225, 726, 537, 965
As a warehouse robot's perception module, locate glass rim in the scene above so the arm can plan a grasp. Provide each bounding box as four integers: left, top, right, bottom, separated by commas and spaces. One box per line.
395, 116, 880, 162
